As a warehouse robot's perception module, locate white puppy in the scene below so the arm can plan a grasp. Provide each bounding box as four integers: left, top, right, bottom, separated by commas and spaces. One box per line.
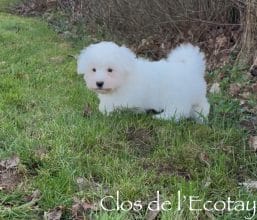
77, 41, 209, 122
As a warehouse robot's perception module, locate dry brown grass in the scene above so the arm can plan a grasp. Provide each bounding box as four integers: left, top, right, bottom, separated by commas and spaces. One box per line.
237, 0, 257, 65
16, 0, 257, 68
54, 0, 246, 68
55, 0, 243, 42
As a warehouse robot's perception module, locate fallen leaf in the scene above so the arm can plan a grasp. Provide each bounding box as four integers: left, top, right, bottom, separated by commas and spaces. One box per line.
250, 66, 257, 77
229, 83, 241, 96
249, 136, 257, 152
251, 82, 257, 93
81, 202, 97, 211
218, 72, 226, 80
199, 152, 211, 167
221, 145, 234, 154
46, 0, 57, 9
25, 189, 41, 202
0, 155, 20, 170
44, 206, 63, 220
49, 56, 64, 63
31, 189, 41, 200
239, 91, 250, 99
61, 31, 73, 39
250, 57, 257, 77
240, 117, 257, 134
75, 177, 108, 194
216, 35, 227, 49
76, 177, 86, 191
239, 100, 247, 106
253, 107, 257, 114
145, 198, 162, 220
146, 209, 160, 220
83, 104, 92, 117
209, 83, 220, 94
72, 197, 97, 220
240, 180, 257, 190
35, 147, 48, 160
203, 176, 212, 188
205, 210, 216, 220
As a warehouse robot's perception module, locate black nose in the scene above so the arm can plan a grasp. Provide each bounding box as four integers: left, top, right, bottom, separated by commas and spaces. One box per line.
96, 81, 104, 88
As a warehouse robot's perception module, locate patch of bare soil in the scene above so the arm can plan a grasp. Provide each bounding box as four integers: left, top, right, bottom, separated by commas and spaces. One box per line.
125, 126, 155, 156
0, 156, 23, 191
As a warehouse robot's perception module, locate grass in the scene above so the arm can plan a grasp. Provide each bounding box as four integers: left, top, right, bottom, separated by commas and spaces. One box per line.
0, 5, 257, 220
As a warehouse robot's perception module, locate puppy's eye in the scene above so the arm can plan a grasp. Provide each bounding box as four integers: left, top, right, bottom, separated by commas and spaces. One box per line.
92, 68, 96, 72
107, 68, 113, 73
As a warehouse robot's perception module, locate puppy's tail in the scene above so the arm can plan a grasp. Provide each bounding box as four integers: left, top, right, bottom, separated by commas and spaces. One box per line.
167, 44, 206, 76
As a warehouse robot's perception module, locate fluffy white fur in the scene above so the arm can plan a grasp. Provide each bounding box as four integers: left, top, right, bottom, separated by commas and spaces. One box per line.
77, 41, 210, 122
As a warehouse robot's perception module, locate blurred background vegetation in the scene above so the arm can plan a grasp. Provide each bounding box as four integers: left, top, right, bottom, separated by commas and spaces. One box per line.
7, 0, 256, 71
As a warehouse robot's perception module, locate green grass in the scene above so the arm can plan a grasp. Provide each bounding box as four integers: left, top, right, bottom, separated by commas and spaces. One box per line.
0, 9, 257, 220
0, 0, 20, 12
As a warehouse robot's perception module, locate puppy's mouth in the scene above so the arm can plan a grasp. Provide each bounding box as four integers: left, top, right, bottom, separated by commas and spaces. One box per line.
93, 88, 113, 94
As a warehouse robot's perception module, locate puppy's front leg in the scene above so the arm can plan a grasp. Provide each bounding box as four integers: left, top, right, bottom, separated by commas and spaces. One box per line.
99, 102, 115, 115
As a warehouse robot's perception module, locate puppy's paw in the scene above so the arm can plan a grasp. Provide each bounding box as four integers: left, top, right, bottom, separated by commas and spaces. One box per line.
153, 112, 180, 121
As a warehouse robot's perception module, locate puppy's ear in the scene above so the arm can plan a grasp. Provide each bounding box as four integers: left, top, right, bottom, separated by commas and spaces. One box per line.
77, 48, 88, 75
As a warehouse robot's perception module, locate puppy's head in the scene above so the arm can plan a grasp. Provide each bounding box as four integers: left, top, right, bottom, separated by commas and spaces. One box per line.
77, 41, 136, 94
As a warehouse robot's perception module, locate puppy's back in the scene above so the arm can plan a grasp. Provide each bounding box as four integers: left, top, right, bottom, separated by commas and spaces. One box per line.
167, 44, 206, 77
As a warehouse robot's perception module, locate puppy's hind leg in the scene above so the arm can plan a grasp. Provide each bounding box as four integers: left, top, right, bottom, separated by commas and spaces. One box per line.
191, 98, 210, 123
